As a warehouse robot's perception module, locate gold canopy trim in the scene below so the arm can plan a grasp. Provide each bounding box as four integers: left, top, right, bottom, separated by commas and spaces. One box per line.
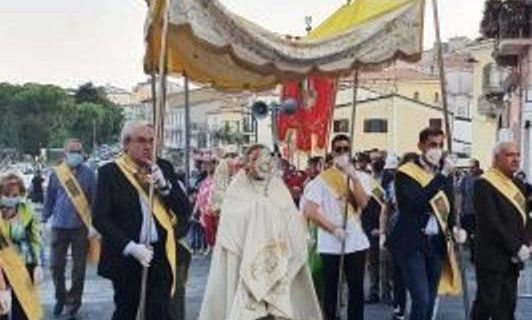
144, 0, 425, 92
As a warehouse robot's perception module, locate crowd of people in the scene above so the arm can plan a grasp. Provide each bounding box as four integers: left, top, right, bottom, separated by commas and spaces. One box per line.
0, 122, 531, 320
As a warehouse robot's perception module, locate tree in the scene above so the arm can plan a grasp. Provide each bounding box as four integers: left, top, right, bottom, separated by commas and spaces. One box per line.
0, 82, 124, 156
74, 82, 109, 105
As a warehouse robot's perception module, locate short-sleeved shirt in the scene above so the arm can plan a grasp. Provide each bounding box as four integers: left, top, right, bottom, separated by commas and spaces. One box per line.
302, 170, 372, 254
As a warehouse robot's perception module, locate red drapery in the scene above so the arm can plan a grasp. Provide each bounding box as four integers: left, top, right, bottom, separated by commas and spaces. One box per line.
278, 77, 337, 152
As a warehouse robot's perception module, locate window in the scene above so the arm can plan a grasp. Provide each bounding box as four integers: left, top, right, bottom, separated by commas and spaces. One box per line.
429, 118, 443, 129
364, 119, 388, 133
413, 92, 420, 100
434, 92, 439, 103
333, 119, 350, 133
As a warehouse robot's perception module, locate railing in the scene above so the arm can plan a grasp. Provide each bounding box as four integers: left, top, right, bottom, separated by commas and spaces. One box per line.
482, 63, 508, 96
477, 96, 501, 117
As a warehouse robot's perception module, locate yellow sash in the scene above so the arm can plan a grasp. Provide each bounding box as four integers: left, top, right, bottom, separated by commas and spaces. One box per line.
0, 232, 42, 320
370, 177, 386, 208
54, 163, 100, 264
397, 162, 451, 232
115, 155, 177, 296
398, 161, 461, 296
54, 163, 92, 227
482, 168, 527, 225
319, 167, 358, 217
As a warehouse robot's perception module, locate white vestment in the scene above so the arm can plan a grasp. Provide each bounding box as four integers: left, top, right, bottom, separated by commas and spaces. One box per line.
199, 171, 322, 320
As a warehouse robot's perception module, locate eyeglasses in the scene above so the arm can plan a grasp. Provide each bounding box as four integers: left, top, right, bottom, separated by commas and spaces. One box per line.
130, 137, 154, 145
333, 146, 350, 154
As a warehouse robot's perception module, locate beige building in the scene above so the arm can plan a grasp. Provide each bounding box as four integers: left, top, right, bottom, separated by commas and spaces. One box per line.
332, 90, 450, 155
326, 39, 500, 168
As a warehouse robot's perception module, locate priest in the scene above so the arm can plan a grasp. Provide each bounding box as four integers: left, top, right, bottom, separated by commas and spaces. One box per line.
199, 144, 322, 320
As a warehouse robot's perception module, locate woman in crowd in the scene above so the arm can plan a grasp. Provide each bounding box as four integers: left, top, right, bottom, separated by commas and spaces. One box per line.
0, 172, 43, 320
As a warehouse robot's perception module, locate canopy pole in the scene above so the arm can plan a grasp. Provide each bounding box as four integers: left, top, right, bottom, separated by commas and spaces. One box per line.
184, 75, 191, 191
336, 68, 359, 319
432, 0, 452, 151
137, 0, 170, 319
431, 1, 471, 320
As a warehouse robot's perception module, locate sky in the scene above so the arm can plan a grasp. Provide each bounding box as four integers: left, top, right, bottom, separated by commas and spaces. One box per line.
0, 0, 485, 90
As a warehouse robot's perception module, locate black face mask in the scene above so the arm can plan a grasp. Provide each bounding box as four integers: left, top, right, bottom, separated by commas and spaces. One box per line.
372, 159, 385, 173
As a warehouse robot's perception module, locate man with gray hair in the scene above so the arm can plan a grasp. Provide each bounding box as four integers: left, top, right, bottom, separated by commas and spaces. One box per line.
471, 141, 532, 320
43, 138, 97, 317
93, 121, 190, 319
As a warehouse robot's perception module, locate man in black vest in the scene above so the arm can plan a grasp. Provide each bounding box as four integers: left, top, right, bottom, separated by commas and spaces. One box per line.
93, 122, 190, 320
471, 141, 532, 320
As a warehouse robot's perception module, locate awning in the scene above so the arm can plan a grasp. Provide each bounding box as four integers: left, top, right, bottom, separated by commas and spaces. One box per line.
144, 0, 425, 92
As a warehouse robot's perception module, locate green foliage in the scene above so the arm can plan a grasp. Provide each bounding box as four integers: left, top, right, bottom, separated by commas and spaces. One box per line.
0, 82, 124, 155
213, 122, 245, 146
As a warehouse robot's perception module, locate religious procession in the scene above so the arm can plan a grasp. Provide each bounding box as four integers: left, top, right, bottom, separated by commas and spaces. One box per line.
1, 0, 532, 319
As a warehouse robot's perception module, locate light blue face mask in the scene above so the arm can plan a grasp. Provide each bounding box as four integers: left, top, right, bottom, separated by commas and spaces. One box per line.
66, 152, 84, 167
0, 196, 22, 209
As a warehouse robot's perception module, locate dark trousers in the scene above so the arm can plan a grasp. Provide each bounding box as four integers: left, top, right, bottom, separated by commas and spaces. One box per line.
111, 243, 171, 320
462, 213, 476, 262
471, 267, 519, 320
390, 250, 406, 315
50, 227, 88, 306
321, 251, 366, 320
0, 265, 35, 320
396, 241, 443, 320
188, 222, 205, 253
367, 236, 380, 299
168, 242, 192, 320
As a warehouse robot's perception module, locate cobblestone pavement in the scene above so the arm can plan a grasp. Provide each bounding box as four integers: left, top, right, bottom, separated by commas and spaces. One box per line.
37, 251, 532, 320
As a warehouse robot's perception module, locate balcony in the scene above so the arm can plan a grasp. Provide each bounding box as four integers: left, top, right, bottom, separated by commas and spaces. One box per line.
477, 96, 503, 118
482, 63, 511, 99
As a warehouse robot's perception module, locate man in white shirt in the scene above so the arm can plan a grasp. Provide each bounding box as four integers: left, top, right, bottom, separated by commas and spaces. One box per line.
303, 134, 371, 320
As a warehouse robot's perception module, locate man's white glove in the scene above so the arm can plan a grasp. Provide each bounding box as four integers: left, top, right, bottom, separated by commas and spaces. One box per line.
441, 154, 457, 177
306, 233, 316, 248
517, 245, 530, 262
333, 227, 347, 241
149, 165, 168, 190
452, 227, 467, 244
0, 290, 11, 315
88, 226, 98, 239
129, 243, 154, 267
33, 266, 44, 286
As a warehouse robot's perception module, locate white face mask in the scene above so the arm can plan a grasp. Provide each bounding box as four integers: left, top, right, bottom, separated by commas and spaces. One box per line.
334, 154, 350, 168
251, 148, 274, 181
424, 148, 443, 166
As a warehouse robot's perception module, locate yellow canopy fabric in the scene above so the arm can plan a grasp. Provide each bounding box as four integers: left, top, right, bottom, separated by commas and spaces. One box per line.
308, 0, 418, 39
144, 0, 425, 92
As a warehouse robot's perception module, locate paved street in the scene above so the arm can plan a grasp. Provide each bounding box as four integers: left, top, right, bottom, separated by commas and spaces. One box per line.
37, 250, 532, 320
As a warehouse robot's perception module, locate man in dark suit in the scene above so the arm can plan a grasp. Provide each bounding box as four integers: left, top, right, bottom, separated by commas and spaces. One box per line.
471, 141, 532, 320
389, 127, 466, 320
93, 122, 190, 320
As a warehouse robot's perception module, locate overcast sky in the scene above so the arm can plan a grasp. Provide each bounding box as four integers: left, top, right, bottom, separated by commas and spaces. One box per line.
0, 0, 485, 89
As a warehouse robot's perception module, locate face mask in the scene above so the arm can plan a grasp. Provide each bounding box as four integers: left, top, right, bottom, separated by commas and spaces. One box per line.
66, 153, 84, 167
334, 154, 349, 168
250, 148, 274, 180
0, 196, 22, 209
424, 148, 443, 166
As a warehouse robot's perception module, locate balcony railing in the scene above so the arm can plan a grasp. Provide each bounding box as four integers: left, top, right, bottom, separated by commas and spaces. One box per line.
477, 96, 502, 118
482, 63, 510, 97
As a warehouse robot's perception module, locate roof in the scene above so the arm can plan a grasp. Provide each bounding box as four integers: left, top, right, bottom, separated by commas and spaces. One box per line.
336, 92, 452, 114
358, 68, 439, 82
